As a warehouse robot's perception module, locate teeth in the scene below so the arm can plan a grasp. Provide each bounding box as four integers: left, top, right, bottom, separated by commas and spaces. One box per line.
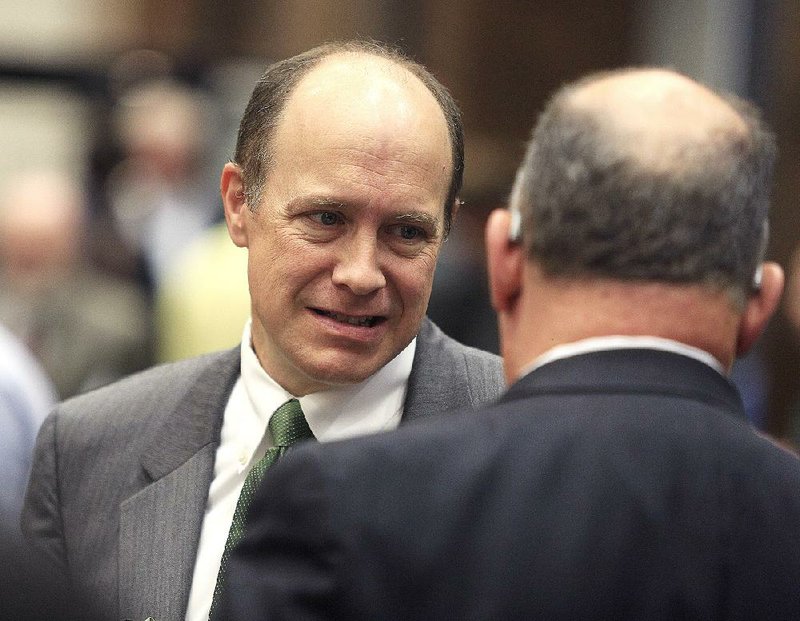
322, 310, 377, 327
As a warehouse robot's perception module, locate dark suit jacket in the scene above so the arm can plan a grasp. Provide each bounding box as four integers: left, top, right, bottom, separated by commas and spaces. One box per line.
221, 349, 800, 621
21, 318, 503, 621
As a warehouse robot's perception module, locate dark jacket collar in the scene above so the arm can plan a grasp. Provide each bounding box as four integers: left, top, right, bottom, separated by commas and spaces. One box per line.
503, 348, 745, 421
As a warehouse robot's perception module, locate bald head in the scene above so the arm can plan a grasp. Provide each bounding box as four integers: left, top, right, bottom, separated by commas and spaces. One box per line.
233, 41, 464, 236
492, 69, 780, 380
511, 67, 775, 307
571, 68, 744, 123
567, 69, 748, 177
277, 52, 451, 181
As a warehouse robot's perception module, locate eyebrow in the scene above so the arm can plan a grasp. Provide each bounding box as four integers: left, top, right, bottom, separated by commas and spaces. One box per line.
393, 212, 441, 236
288, 197, 345, 210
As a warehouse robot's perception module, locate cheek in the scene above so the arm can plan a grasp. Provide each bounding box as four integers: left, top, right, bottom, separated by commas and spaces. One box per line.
253, 242, 340, 310
250, 252, 308, 292
391, 256, 438, 310
247, 243, 294, 302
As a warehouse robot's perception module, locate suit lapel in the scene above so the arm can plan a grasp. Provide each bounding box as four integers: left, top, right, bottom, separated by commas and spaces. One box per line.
403, 318, 503, 422
119, 445, 216, 620
119, 348, 240, 620
404, 319, 460, 422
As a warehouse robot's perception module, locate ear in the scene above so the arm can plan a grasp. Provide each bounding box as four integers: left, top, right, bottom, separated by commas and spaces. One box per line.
221, 162, 249, 248
736, 261, 784, 356
485, 208, 524, 313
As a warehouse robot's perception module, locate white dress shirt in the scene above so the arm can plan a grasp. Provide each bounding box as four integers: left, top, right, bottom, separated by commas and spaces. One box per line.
185, 320, 415, 621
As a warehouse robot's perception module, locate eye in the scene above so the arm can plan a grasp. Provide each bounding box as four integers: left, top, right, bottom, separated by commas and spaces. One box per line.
398, 225, 421, 240
387, 223, 430, 243
310, 211, 342, 226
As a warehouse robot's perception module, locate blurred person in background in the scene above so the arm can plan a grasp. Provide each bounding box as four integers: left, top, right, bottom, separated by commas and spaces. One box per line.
0, 322, 55, 530
0, 328, 75, 618
220, 68, 800, 620
22, 41, 503, 621
155, 220, 250, 362
106, 78, 220, 290
0, 170, 152, 398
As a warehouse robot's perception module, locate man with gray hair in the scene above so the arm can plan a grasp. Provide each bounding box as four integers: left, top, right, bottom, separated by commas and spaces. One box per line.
220, 68, 800, 620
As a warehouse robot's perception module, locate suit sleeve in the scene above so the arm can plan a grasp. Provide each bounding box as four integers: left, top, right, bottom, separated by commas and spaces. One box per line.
20, 412, 69, 574
220, 446, 341, 621
724, 445, 800, 618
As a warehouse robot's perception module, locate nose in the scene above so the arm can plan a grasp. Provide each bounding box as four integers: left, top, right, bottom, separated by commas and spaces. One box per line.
331, 236, 387, 295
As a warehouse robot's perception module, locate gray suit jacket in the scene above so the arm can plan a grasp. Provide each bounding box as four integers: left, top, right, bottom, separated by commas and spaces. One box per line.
21, 318, 503, 621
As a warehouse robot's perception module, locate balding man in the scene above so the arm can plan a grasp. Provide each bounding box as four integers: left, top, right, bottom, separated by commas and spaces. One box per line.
220, 68, 800, 620
21, 42, 503, 621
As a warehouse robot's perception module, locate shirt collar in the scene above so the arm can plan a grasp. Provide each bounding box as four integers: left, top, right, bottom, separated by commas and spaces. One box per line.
239, 319, 414, 443
520, 335, 727, 379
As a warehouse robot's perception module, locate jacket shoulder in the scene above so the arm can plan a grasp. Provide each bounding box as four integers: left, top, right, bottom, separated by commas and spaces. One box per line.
54, 348, 240, 430
417, 317, 503, 376
404, 319, 504, 419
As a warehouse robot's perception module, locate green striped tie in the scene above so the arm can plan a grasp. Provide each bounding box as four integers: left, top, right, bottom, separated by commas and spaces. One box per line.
208, 398, 314, 620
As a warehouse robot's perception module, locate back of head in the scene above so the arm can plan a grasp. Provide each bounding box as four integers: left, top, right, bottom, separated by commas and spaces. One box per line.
511, 68, 775, 309
233, 39, 464, 237
115, 78, 210, 176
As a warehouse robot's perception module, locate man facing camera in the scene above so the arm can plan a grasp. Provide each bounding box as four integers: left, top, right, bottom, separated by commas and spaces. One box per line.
22, 41, 503, 621
221, 68, 800, 620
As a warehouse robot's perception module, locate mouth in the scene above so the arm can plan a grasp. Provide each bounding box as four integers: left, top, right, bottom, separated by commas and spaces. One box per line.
311, 308, 385, 328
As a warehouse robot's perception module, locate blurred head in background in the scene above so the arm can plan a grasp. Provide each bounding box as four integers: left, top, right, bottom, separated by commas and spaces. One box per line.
0, 169, 152, 398
0, 170, 85, 292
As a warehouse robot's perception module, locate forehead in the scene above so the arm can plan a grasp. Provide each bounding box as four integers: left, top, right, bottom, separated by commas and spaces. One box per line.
286, 53, 447, 127
266, 54, 452, 194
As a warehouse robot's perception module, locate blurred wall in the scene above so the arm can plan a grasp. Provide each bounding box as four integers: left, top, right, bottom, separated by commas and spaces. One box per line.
760, 1, 800, 440
0, 85, 89, 191
0, 0, 138, 64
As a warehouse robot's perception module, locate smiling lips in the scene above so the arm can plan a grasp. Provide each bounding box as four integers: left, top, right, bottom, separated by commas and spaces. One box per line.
312, 308, 385, 328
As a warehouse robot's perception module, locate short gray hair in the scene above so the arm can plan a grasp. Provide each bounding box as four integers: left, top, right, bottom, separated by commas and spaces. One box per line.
511, 69, 776, 308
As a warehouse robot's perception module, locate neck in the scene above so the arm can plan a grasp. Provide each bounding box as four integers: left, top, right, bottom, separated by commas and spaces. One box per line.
499, 264, 741, 384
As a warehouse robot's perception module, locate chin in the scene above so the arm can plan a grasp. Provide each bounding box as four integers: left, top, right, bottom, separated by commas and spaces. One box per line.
316, 367, 380, 387
302, 356, 389, 388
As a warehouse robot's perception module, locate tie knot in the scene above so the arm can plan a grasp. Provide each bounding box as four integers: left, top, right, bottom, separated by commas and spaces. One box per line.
268, 399, 314, 447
